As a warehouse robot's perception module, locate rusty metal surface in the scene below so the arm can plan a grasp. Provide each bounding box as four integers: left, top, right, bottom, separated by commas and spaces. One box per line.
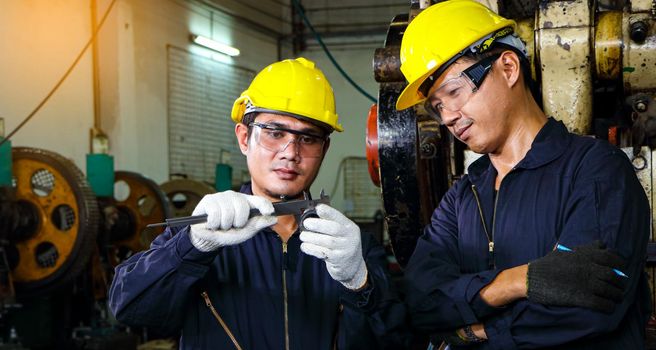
536, 0, 593, 134
623, 13, 656, 93
598, 0, 627, 10
626, 93, 656, 155
515, 17, 537, 80
374, 12, 456, 267
537, 0, 592, 28
378, 83, 423, 267
631, 0, 656, 12
416, 118, 453, 224
596, 11, 624, 80
498, 0, 536, 19
649, 146, 656, 321
475, 0, 499, 13
377, 86, 452, 268
373, 13, 407, 84
622, 146, 653, 238
374, 47, 404, 83
622, 146, 655, 318
376, 14, 423, 267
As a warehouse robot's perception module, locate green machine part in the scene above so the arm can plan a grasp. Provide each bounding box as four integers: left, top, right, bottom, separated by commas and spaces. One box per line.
0, 139, 11, 186
215, 163, 232, 192
86, 153, 114, 197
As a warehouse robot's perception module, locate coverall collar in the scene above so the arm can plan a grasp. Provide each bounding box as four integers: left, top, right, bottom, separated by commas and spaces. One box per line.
467, 118, 572, 184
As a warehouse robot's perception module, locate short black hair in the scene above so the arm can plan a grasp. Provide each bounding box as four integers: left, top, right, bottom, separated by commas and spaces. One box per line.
241, 112, 258, 140
461, 45, 542, 106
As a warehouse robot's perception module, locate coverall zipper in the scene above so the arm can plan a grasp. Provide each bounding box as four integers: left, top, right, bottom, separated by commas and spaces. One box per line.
201, 291, 243, 350
471, 184, 499, 269
282, 241, 290, 350
201, 236, 291, 350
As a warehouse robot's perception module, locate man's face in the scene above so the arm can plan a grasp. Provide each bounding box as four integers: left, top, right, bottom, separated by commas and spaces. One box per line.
426, 55, 511, 154
235, 113, 329, 201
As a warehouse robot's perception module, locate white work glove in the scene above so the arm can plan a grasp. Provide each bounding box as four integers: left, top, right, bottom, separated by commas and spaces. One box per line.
300, 204, 368, 290
189, 191, 277, 252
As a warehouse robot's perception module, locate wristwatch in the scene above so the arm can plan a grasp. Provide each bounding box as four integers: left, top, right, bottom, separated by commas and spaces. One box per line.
463, 325, 485, 343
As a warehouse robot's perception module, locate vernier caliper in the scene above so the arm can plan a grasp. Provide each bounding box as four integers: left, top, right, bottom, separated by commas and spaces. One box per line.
147, 190, 329, 228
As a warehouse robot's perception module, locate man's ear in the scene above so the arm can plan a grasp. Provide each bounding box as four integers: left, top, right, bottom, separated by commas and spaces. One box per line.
499, 50, 521, 88
316, 137, 331, 166
235, 123, 249, 155
323, 137, 331, 154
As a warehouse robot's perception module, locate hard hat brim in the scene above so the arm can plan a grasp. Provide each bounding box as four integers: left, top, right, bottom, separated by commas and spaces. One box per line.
396, 67, 437, 110
396, 0, 516, 111
232, 95, 343, 132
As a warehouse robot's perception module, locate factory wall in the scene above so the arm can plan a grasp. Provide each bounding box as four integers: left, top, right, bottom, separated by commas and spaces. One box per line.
2, 0, 283, 184
303, 46, 380, 213
0, 0, 95, 168
1, 0, 383, 214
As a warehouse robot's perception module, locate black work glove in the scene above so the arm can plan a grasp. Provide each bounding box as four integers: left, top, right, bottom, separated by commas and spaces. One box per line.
527, 241, 627, 313
430, 332, 468, 347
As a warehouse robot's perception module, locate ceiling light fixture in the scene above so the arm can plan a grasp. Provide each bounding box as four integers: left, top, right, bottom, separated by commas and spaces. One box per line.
190, 34, 240, 57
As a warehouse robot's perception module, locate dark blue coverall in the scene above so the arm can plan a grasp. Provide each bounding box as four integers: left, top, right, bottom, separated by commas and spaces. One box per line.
405, 118, 651, 349
109, 184, 410, 350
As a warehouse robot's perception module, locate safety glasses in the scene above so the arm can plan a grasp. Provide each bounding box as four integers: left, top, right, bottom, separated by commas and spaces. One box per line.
423, 53, 501, 124
250, 122, 327, 158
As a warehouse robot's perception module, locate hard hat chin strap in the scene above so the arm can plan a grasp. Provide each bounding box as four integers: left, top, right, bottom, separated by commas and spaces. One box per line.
470, 28, 528, 57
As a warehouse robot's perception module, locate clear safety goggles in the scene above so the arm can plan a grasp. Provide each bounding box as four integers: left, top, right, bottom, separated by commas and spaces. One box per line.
250, 122, 327, 158
423, 53, 501, 124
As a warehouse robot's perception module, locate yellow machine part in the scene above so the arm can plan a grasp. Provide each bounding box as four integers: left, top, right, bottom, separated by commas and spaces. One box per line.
12, 158, 79, 283
10, 147, 98, 295
108, 171, 171, 266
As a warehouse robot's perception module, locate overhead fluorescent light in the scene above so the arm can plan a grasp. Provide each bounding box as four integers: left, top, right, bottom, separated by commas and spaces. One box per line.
191, 34, 240, 57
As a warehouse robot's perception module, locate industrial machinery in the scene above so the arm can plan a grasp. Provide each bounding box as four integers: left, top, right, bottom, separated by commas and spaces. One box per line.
160, 178, 215, 218
106, 171, 172, 266
0, 146, 176, 348
4, 149, 173, 292
7, 147, 99, 296
370, 0, 656, 336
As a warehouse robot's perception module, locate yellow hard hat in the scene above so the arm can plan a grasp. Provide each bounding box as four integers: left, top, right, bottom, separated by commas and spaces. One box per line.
231, 57, 343, 132
396, 0, 516, 110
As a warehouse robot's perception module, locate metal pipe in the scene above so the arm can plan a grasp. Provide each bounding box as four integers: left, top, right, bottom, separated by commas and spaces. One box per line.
89, 0, 110, 154
374, 47, 403, 83
91, 0, 101, 130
